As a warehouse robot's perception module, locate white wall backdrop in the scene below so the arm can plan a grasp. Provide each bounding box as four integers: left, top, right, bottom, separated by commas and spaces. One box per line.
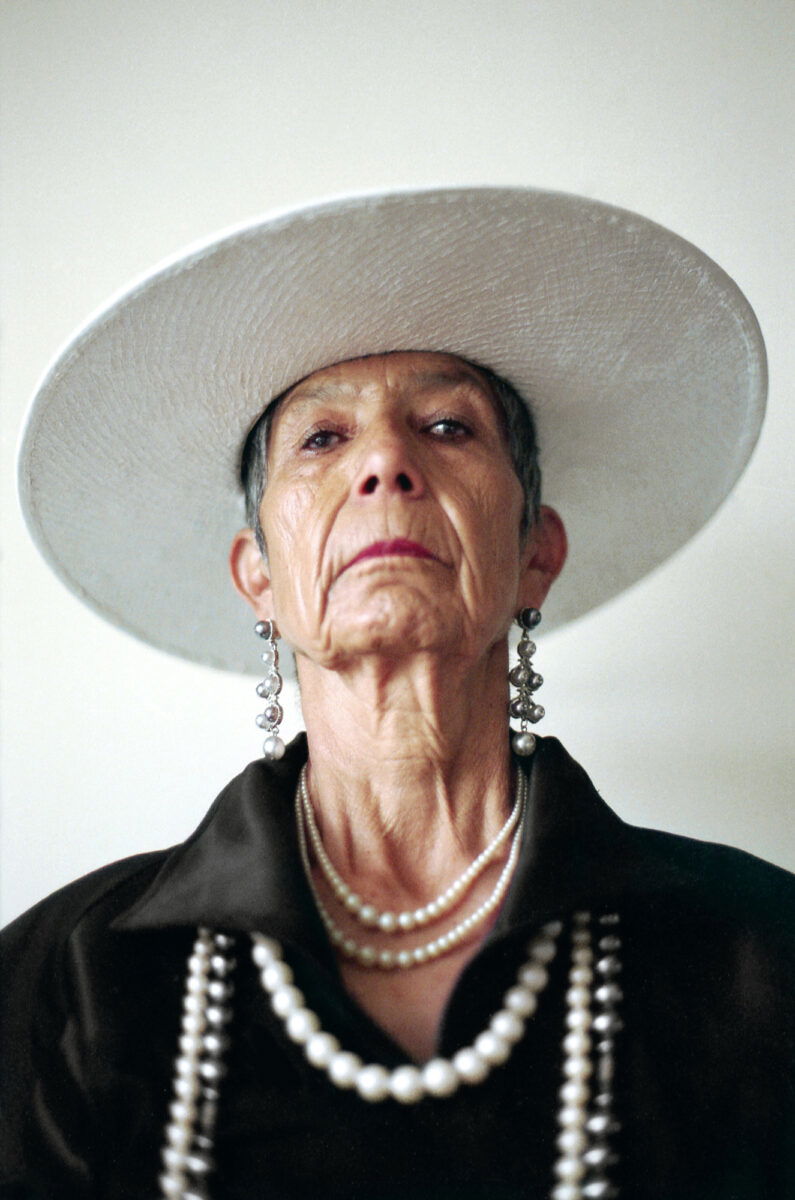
2, 0, 793, 924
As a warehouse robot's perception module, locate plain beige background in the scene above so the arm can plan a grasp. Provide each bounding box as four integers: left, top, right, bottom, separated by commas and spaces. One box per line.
1, 0, 793, 925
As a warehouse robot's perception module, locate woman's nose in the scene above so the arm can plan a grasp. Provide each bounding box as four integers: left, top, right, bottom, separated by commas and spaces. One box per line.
354, 427, 426, 498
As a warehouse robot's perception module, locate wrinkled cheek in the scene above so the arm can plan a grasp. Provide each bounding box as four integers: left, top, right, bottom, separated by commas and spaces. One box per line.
262, 495, 332, 645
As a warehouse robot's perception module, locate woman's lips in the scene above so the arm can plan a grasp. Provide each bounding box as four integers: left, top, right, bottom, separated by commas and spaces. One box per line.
345, 538, 437, 572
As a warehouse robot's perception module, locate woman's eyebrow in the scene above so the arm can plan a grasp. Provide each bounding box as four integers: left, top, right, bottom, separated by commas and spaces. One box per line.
271, 382, 356, 430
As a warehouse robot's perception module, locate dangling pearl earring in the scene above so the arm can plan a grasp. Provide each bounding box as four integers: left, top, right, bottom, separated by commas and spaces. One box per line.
255, 620, 285, 760
509, 607, 545, 756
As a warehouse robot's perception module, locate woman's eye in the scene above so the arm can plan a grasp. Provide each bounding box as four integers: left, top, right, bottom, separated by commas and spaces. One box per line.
426, 417, 471, 439
300, 428, 343, 452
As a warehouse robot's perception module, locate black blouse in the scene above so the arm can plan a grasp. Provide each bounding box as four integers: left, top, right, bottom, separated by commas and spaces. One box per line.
2, 736, 794, 1199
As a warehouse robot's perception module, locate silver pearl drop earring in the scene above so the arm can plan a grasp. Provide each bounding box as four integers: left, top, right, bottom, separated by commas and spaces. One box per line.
509, 607, 545, 756
255, 620, 285, 761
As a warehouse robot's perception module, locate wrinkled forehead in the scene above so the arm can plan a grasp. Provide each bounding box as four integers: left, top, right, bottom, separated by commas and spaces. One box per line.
268, 350, 501, 426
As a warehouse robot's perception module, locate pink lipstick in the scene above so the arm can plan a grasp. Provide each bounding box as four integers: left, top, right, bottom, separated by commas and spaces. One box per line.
346, 538, 436, 571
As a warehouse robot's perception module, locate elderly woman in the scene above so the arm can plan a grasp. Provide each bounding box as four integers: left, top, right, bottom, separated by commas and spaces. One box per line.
2, 188, 793, 1200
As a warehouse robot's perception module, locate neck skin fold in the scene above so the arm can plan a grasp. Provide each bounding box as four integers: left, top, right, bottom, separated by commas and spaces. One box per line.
295, 638, 516, 909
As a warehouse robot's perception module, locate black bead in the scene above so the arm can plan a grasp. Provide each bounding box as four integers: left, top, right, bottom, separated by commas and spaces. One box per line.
517, 607, 542, 630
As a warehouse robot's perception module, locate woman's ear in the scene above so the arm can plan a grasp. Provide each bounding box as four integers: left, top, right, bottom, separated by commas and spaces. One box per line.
517, 506, 568, 611
229, 528, 275, 620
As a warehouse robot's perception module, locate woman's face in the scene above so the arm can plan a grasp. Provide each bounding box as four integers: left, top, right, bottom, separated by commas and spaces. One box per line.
236, 352, 561, 672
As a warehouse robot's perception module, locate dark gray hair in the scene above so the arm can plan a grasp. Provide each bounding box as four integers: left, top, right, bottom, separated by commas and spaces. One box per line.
240, 357, 542, 554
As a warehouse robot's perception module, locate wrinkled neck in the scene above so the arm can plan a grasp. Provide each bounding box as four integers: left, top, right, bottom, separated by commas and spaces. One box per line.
294, 642, 515, 904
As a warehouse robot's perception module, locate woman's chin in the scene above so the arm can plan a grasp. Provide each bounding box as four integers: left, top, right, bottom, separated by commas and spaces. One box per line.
315, 597, 462, 669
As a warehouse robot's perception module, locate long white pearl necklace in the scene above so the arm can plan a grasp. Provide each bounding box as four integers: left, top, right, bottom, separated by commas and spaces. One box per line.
252, 919, 559, 1101
299, 766, 524, 932
296, 772, 527, 969
159, 913, 622, 1199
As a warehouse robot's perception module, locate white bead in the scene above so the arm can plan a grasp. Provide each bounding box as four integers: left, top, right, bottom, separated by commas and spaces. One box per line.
202, 1031, 228, 1056
355, 1064, 391, 1102
286, 1008, 321, 1044
173, 1076, 200, 1101
563, 1054, 592, 1080
183, 994, 204, 1016
168, 1099, 196, 1124
378, 950, 395, 969
396, 950, 414, 968
542, 920, 564, 937
570, 966, 593, 985
359, 905, 378, 927
328, 1051, 363, 1088
566, 1007, 592, 1030
205, 1004, 230, 1028
178, 1032, 203, 1057
557, 1126, 587, 1155
398, 912, 416, 931
159, 1172, 188, 1196
389, 1065, 425, 1104
186, 974, 208, 995
251, 937, 283, 965
166, 1120, 193, 1147
357, 946, 376, 966
563, 1031, 592, 1056
586, 1112, 616, 1136
271, 985, 305, 1018
551, 1183, 583, 1200
422, 1058, 460, 1097
187, 954, 210, 976
559, 1103, 588, 1128
175, 1055, 197, 1078
452, 1047, 490, 1084
262, 961, 293, 991
560, 1078, 589, 1105
185, 1150, 212, 1176
519, 962, 548, 991
474, 1031, 511, 1064
378, 912, 397, 933
583, 1145, 612, 1169
199, 1059, 225, 1083
162, 1146, 188, 1171
490, 1010, 525, 1044
555, 1155, 586, 1182
305, 1032, 340, 1068
504, 985, 538, 1018
566, 986, 591, 1008
212, 949, 235, 974
529, 935, 557, 963
594, 983, 623, 1006
262, 734, 285, 760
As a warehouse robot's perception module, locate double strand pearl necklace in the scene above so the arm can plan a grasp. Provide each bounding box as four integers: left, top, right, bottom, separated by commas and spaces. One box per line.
296, 770, 527, 969
159, 912, 622, 1200
299, 766, 524, 932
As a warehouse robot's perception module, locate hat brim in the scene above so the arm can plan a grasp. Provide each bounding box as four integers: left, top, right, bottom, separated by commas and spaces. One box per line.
18, 186, 766, 673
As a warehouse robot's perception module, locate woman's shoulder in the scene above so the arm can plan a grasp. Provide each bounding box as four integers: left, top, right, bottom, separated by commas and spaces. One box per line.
535, 735, 795, 935
619, 818, 795, 959
1, 848, 170, 962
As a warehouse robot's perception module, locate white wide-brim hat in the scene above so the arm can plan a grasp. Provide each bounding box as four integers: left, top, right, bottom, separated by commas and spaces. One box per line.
18, 186, 766, 674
